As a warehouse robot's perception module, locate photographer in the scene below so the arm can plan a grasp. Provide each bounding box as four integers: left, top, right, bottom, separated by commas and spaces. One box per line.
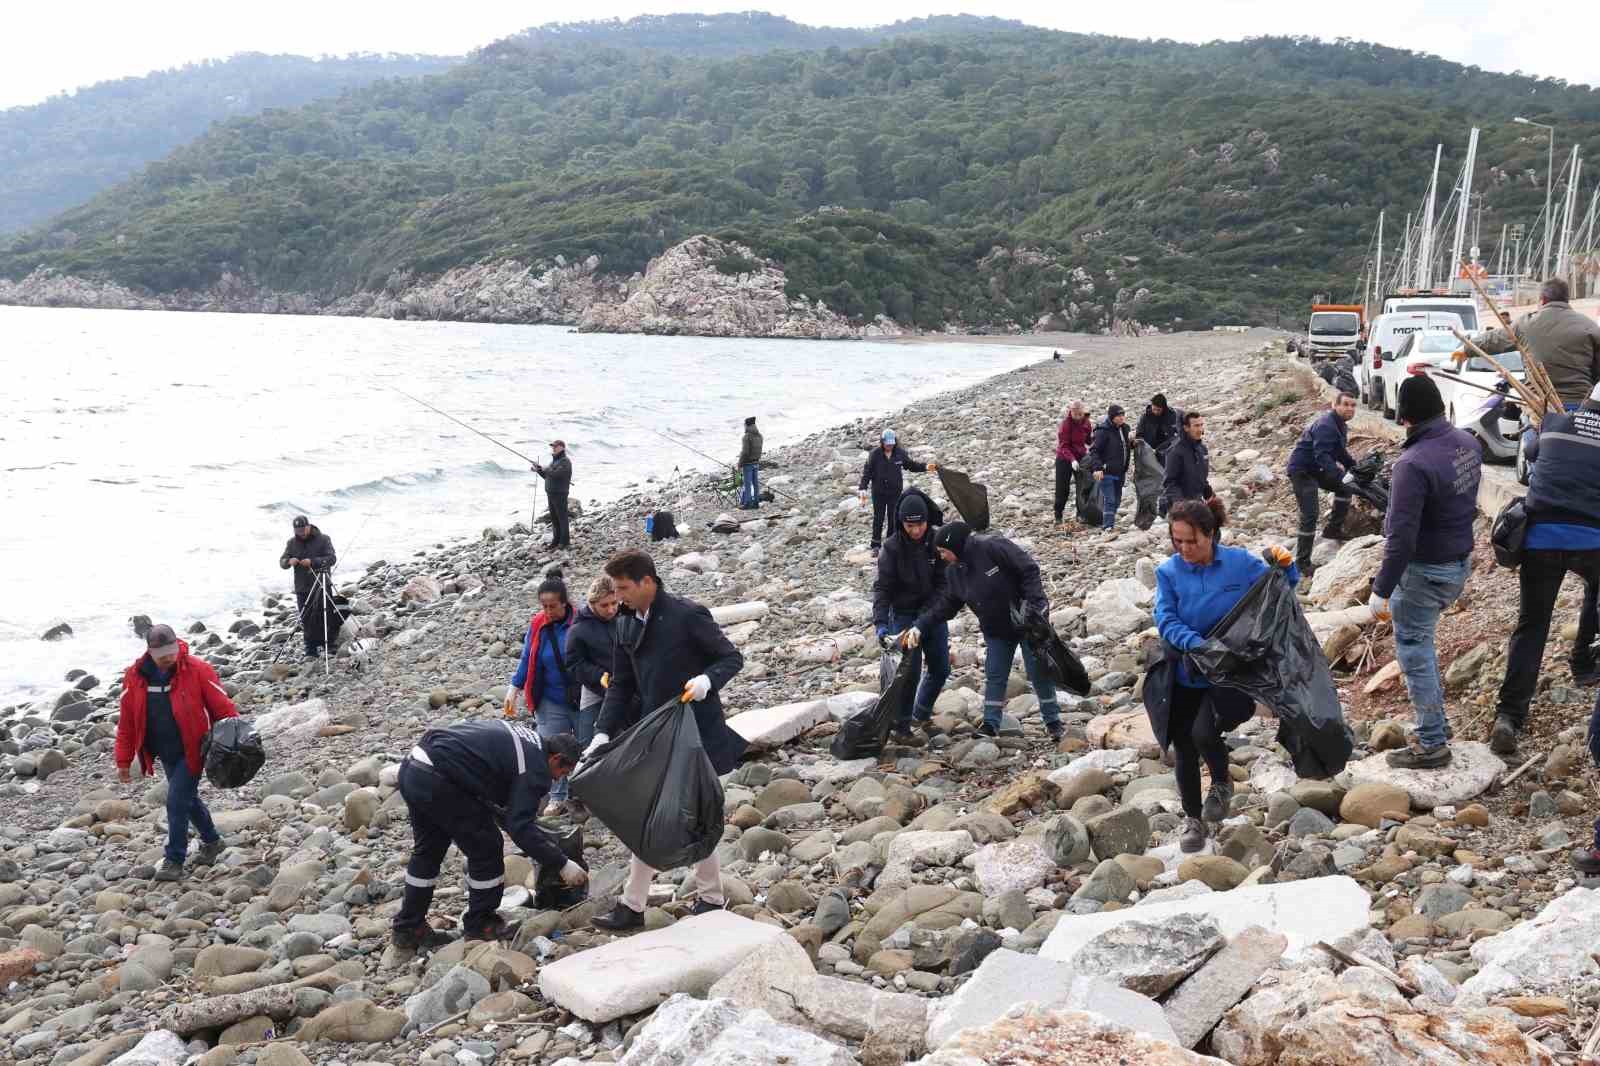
279, 515, 338, 658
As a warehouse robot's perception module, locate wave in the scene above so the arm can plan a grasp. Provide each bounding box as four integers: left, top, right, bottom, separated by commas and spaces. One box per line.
258, 459, 523, 512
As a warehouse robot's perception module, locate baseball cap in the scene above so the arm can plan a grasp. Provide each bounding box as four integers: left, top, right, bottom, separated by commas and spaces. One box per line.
292, 515, 309, 529
881, 429, 897, 444
550, 439, 566, 447
146, 624, 179, 658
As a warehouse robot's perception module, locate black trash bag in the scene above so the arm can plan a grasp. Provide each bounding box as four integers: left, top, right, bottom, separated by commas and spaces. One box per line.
1185, 562, 1354, 779
201, 718, 266, 789
1010, 604, 1091, 696
303, 589, 345, 651
569, 697, 724, 870
531, 825, 588, 909
879, 649, 898, 693
896, 485, 944, 528
649, 510, 680, 541
1132, 440, 1164, 531
832, 651, 917, 760
1074, 466, 1102, 526
937, 467, 990, 532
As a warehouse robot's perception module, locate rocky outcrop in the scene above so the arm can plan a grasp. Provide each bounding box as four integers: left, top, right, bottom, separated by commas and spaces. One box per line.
0, 267, 160, 310
578, 235, 898, 339
337, 256, 627, 324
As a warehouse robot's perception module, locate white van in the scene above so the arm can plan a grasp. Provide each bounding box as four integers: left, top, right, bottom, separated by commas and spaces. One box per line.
1380, 292, 1480, 331
1361, 310, 1471, 411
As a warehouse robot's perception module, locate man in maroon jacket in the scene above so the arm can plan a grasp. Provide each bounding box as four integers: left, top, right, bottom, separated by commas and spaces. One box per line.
114, 624, 239, 881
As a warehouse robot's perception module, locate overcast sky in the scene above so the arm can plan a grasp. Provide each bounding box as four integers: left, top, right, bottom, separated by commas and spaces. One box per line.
1, 0, 1590, 110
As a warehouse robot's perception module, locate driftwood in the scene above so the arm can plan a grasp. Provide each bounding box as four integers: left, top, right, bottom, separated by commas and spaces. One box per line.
159, 984, 297, 1035
1316, 940, 1420, 997
1502, 753, 1543, 787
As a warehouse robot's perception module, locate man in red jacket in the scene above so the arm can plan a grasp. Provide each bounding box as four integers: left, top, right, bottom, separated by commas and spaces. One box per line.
114, 624, 239, 882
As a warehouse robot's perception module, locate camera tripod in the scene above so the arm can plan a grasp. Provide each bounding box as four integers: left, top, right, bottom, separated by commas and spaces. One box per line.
273, 568, 367, 675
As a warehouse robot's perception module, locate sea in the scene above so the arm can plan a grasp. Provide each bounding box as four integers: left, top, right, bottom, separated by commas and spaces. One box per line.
0, 305, 1041, 704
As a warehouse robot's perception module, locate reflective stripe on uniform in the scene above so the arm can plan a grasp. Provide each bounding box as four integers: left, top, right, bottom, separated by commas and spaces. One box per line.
500, 719, 540, 775
148, 686, 171, 693
404, 873, 437, 888
409, 746, 433, 766
466, 874, 505, 890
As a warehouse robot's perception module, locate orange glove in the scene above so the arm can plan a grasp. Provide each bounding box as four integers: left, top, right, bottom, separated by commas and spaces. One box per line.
1265, 545, 1293, 569
600, 672, 610, 689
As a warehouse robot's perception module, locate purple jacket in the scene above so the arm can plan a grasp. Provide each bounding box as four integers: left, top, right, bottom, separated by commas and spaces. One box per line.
1373, 417, 1482, 598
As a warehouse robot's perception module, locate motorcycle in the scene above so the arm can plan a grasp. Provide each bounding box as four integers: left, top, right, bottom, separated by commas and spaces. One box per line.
1457, 380, 1523, 467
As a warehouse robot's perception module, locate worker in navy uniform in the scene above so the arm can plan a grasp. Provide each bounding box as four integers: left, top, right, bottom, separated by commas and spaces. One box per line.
390, 720, 586, 952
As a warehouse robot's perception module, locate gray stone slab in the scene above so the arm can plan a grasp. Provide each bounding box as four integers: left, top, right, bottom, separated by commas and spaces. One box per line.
1162, 926, 1288, 1048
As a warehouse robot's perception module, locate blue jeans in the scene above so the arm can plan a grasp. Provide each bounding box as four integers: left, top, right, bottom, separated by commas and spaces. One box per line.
740, 463, 760, 508
1390, 558, 1470, 748
983, 636, 1061, 730
1099, 476, 1123, 529
890, 609, 950, 726
161, 754, 219, 864
537, 697, 595, 802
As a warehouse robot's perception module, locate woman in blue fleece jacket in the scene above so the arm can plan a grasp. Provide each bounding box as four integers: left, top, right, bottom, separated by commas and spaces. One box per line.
1151, 497, 1299, 853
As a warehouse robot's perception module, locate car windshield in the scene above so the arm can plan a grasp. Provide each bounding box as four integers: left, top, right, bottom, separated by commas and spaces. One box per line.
1416, 333, 1459, 353
1311, 313, 1361, 334
1465, 350, 1525, 373
1395, 304, 1477, 330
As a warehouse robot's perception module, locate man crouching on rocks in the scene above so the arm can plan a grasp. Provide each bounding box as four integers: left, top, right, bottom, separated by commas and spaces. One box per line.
906, 522, 1066, 744
115, 624, 238, 882
587, 549, 746, 931
391, 721, 585, 952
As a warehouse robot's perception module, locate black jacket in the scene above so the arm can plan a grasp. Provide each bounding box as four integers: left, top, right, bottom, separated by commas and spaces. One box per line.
859, 445, 927, 499
1088, 418, 1132, 478
1135, 406, 1180, 457
415, 719, 567, 869
536, 452, 572, 497
1287, 411, 1356, 484
279, 527, 336, 598
873, 523, 946, 626
1163, 436, 1213, 504
1526, 407, 1600, 528
738, 426, 763, 466
1141, 646, 1254, 751
598, 590, 747, 774
915, 534, 1047, 641
566, 605, 616, 697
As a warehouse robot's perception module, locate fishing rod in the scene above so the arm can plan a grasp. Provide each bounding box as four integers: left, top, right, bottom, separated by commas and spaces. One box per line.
390, 388, 540, 467
631, 420, 803, 504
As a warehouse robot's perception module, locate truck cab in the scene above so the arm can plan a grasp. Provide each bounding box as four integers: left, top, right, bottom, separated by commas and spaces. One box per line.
1380, 290, 1479, 332
1305, 303, 1365, 361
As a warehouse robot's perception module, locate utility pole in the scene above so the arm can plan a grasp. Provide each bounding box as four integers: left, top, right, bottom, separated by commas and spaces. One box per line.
1515, 116, 1556, 280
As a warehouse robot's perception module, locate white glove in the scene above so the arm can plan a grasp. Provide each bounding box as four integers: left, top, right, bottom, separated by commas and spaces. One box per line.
858, 490, 868, 504
559, 861, 588, 888
1071, 460, 1079, 471
503, 683, 518, 717
683, 674, 711, 702
1341, 471, 1358, 487
1366, 592, 1392, 622
584, 733, 609, 758
902, 627, 922, 650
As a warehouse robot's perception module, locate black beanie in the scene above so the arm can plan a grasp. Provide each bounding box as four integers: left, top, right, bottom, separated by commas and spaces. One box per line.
744, 416, 756, 426
1396, 375, 1445, 425
1151, 393, 1168, 408
1107, 404, 1125, 419
933, 521, 972, 557
897, 494, 929, 524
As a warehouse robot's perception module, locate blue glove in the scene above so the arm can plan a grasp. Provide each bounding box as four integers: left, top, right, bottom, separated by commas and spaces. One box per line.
876, 624, 890, 649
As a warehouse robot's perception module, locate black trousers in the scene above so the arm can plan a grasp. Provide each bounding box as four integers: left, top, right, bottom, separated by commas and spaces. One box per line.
1496, 548, 1600, 726
1170, 684, 1232, 820
393, 760, 506, 934
871, 492, 891, 547
547, 492, 570, 548
1054, 458, 1074, 521
1290, 473, 1350, 568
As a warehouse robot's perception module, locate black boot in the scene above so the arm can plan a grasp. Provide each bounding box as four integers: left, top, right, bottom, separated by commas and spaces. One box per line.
392, 923, 455, 953
1489, 715, 1520, 755
463, 915, 516, 942
593, 902, 645, 931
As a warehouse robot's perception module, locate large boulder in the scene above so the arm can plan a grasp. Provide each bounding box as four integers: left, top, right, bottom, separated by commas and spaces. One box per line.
1343, 742, 1505, 810
1162, 926, 1287, 1049
1458, 886, 1600, 1006
616, 993, 856, 1066
921, 1006, 1227, 1065
1274, 999, 1555, 1066
1084, 578, 1154, 640
1071, 914, 1224, 997
1308, 535, 1384, 603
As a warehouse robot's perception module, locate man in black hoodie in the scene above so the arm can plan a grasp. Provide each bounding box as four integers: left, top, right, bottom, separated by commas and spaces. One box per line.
872, 490, 950, 740
1136, 394, 1181, 460
1088, 405, 1132, 531
909, 522, 1065, 743
279, 515, 338, 657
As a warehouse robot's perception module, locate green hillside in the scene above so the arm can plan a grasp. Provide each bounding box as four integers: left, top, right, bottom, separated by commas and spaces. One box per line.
0, 52, 459, 235
4, 16, 1597, 330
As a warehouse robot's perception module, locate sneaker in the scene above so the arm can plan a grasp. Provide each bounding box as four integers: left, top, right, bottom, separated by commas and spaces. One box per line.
1573, 848, 1600, 877
687, 898, 726, 916
915, 717, 938, 734
592, 902, 645, 931
392, 923, 455, 953
888, 727, 921, 747
1202, 781, 1234, 823
1046, 721, 1066, 744
1489, 715, 1520, 756
153, 860, 183, 882
193, 838, 226, 866
1179, 817, 1208, 854
1386, 742, 1452, 769
977, 721, 1000, 738
463, 916, 517, 942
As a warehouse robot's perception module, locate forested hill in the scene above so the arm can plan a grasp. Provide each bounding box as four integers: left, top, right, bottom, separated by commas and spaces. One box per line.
0, 52, 458, 234
507, 12, 1026, 55
5, 17, 1599, 331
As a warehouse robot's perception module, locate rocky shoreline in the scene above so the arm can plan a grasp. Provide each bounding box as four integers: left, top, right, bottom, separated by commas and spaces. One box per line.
0, 234, 1130, 339
1, 331, 1595, 1066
